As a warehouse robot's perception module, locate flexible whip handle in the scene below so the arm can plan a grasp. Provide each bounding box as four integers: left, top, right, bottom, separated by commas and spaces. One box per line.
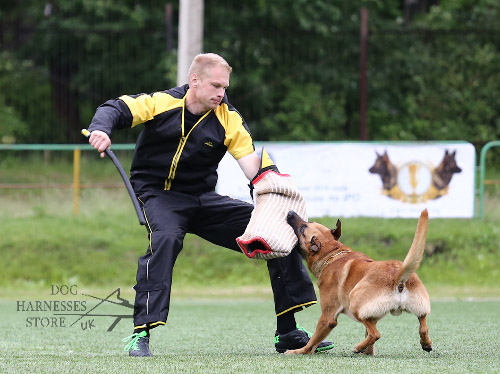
81, 129, 146, 226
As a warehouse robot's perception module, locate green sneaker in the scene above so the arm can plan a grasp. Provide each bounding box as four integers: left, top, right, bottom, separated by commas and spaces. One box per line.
122, 331, 153, 357
274, 325, 334, 353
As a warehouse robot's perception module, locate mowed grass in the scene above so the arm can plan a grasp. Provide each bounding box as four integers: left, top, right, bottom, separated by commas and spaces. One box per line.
1, 185, 498, 297
0, 154, 499, 372
0, 298, 498, 373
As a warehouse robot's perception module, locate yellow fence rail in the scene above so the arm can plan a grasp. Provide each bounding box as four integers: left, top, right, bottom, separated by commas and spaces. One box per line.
0, 144, 135, 215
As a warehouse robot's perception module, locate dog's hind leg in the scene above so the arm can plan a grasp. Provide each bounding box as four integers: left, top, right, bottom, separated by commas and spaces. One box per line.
418, 315, 432, 352
353, 318, 380, 355
358, 329, 375, 355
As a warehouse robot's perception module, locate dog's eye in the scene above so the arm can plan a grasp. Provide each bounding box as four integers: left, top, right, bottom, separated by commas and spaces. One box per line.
299, 225, 306, 236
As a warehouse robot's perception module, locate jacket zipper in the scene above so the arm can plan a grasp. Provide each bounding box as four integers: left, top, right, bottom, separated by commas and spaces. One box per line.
165, 96, 211, 190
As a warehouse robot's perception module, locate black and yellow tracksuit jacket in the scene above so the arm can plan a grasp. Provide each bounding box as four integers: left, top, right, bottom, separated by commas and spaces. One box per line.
89, 84, 319, 325
88, 84, 255, 195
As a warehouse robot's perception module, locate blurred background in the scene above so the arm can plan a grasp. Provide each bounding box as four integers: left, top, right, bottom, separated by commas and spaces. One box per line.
0, 1, 498, 295
1, 0, 499, 146
0, 5, 499, 371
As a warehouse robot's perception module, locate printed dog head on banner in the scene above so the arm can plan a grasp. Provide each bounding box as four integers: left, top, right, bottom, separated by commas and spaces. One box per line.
369, 149, 462, 204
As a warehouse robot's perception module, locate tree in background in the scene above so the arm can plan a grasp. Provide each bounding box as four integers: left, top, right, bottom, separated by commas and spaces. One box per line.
205, 0, 499, 145
0, 0, 498, 146
0, 0, 175, 143
368, 0, 500, 144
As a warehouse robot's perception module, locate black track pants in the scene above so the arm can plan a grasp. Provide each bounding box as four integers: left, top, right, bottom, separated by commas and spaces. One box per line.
133, 190, 317, 329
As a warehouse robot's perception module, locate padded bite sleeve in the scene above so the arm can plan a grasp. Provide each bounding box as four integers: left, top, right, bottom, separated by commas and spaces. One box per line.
237, 166, 308, 260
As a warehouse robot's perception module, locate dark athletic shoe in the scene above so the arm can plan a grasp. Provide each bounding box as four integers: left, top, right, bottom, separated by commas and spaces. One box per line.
122, 331, 153, 357
274, 325, 334, 353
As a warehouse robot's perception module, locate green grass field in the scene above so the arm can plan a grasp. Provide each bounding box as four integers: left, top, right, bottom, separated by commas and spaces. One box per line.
1, 155, 499, 373
1, 185, 498, 297
1, 298, 498, 373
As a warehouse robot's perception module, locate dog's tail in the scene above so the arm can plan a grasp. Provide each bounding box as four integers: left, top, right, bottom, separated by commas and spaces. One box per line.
397, 209, 429, 283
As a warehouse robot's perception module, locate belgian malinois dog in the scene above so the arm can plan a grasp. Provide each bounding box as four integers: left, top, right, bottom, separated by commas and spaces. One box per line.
285, 210, 432, 355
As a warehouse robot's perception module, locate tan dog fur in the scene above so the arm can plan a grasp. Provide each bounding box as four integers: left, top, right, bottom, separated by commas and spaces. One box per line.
285, 209, 432, 355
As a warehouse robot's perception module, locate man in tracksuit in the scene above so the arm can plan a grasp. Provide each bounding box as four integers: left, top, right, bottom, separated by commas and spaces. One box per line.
88, 53, 333, 356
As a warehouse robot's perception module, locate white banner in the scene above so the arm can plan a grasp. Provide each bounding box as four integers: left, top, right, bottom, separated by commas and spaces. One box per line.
216, 142, 475, 218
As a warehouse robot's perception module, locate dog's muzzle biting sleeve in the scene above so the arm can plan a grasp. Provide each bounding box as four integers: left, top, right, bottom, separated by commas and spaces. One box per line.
237, 162, 308, 260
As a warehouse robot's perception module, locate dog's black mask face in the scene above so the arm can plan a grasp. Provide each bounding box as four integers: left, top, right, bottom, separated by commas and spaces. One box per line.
287, 211, 342, 258
443, 150, 462, 174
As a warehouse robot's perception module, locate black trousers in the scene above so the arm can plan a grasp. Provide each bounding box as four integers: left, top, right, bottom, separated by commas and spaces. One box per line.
133, 189, 317, 330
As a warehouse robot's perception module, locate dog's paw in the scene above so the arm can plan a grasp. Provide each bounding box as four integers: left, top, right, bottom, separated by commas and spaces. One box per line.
285, 348, 310, 355
422, 345, 432, 352
361, 345, 374, 355
353, 348, 374, 356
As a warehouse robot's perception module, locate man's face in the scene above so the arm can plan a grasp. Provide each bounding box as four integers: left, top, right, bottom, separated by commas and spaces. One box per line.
193, 65, 230, 111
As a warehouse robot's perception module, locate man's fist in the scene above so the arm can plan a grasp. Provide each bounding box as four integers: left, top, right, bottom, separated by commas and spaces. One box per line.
89, 130, 111, 158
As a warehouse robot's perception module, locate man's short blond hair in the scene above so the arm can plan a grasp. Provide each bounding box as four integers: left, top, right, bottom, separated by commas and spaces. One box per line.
188, 53, 232, 78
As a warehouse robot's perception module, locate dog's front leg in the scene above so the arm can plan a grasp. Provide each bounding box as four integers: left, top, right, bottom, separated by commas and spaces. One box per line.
285, 316, 336, 355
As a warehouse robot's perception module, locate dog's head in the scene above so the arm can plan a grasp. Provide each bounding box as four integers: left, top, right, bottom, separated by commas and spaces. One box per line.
433, 149, 462, 189
439, 149, 462, 174
287, 211, 342, 259
369, 151, 398, 189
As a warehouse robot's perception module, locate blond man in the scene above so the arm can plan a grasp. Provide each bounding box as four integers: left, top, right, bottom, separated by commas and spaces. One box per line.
88, 53, 333, 356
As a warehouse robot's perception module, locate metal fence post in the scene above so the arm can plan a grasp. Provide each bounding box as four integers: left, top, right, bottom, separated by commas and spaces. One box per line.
479, 140, 500, 218
73, 148, 81, 215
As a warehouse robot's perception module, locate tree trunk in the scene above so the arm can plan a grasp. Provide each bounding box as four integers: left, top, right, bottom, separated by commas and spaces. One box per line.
49, 55, 81, 143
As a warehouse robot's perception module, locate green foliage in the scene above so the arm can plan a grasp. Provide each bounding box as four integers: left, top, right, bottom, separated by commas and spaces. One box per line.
0, 53, 29, 143
0, 52, 55, 142
206, 0, 500, 144
369, 29, 500, 143
261, 82, 346, 140
1, 1, 499, 144
0, 98, 27, 144
1, 0, 176, 143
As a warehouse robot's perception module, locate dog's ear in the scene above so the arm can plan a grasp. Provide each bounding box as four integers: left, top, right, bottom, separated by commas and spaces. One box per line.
310, 236, 321, 252
331, 219, 341, 240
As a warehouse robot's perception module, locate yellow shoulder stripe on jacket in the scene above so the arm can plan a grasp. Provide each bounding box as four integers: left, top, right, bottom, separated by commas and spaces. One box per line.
215, 103, 254, 160
120, 92, 184, 128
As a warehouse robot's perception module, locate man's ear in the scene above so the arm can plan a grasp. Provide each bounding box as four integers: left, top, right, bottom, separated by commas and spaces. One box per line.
331, 219, 341, 240
190, 73, 199, 88
310, 236, 321, 252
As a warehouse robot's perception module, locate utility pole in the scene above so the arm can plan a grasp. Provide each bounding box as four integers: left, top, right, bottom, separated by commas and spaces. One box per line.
165, 3, 173, 52
359, 7, 368, 140
177, 0, 204, 86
